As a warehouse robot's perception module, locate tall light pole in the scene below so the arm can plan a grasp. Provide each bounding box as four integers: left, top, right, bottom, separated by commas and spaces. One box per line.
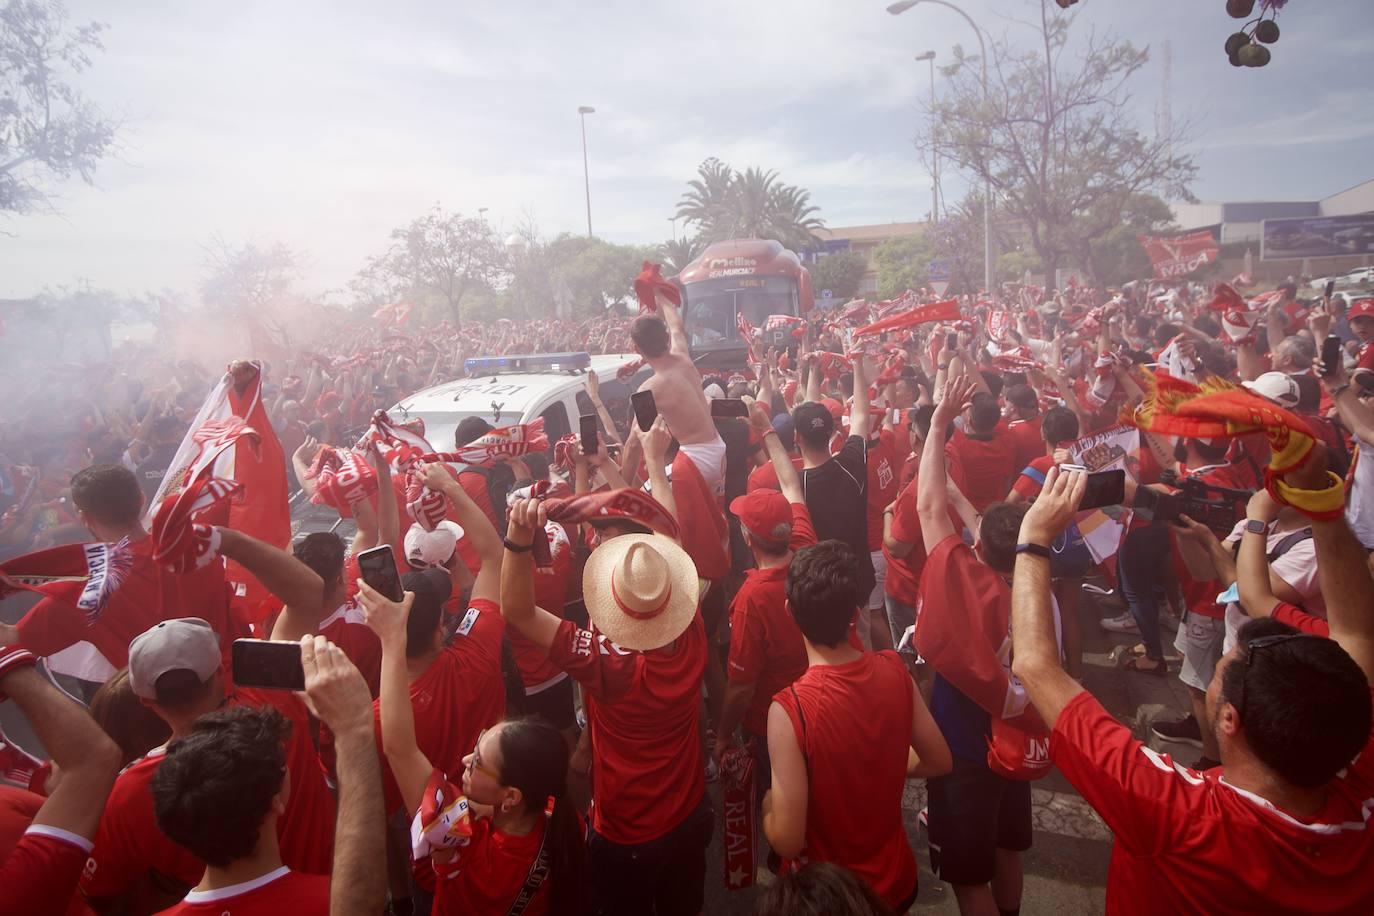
577, 106, 596, 238
914, 51, 938, 223
888, 0, 994, 293
668, 216, 677, 241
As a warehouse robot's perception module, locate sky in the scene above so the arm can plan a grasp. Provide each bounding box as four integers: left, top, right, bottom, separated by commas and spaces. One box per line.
3, 0, 1373, 300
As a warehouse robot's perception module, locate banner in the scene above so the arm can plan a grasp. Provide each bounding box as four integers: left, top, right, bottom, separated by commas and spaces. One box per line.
1137, 230, 1219, 279
1069, 424, 1141, 565
853, 298, 961, 338
720, 746, 757, 890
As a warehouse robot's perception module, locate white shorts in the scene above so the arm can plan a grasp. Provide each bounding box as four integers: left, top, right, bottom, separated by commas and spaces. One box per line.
679, 435, 727, 496
868, 549, 888, 611
1175, 611, 1225, 692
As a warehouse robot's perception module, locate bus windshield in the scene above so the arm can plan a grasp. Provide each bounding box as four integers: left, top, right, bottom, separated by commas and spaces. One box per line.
682, 275, 799, 348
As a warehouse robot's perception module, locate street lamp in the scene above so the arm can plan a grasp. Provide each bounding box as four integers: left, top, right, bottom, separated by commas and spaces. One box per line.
914, 51, 938, 223
477, 207, 489, 222
888, 0, 994, 293
577, 106, 596, 238
668, 216, 677, 241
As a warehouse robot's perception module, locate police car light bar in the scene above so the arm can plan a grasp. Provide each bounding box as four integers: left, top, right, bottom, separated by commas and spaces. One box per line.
464, 352, 592, 375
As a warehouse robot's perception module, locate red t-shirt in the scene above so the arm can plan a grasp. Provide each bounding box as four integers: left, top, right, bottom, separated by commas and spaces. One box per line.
1012, 454, 1056, 501
16, 537, 239, 669
154, 866, 329, 915
746, 456, 805, 493
775, 651, 917, 909
1052, 688, 1374, 914
671, 452, 730, 581
547, 615, 706, 844
882, 476, 926, 608
865, 431, 900, 551
82, 689, 336, 902
0, 787, 94, 916
949, 428, 1020, 512
1008, 415, 1045, 479
419, 771, 553, 916
375, 599, 506, 813
318, 596, 383, 696
727, 503, 818, 736
1272, 601, 1330, 636
516, 522, 573, 692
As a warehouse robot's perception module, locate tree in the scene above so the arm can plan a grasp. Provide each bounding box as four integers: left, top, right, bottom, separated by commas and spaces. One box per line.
675, 158, 825, 251
1083, 192, 1177, 287
808, 250, 868, 300
356, 206, 507, 329
659, 235, 704, 275
1, 0, 120, 216
502, 233, 656, 320
921, 1, 1195, 285
199, 234, 307, 350
872, 234, 937, 298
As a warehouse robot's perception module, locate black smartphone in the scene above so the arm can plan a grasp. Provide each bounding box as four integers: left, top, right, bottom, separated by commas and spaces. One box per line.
1064, 466, 1126, 511
631, 389, 657, 433
945, 332, 959, 350
579, 413, 598, 454
709, 398, 749, 419
232, 639, 305, 691
357, 544, 403, 601
1325, 279, 1336, 300
1322, 335, 1343, 377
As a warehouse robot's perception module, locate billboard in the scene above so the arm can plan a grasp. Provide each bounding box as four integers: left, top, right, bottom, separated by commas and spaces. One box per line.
1137, 230, 1220, 279
1261, 213, 1374, 261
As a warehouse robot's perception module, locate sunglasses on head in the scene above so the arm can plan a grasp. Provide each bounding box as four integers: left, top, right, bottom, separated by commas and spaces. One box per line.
1236, 633, 1323, 725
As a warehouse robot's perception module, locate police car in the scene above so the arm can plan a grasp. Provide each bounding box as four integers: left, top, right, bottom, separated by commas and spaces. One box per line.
387, 351, 649, 452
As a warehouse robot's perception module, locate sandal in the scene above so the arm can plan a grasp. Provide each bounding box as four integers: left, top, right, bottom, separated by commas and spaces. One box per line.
1123, 657, 1169, 676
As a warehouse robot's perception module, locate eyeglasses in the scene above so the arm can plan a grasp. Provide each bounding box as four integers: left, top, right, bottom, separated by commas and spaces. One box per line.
466, 728, 502, 783
1236, 633, 1322, 725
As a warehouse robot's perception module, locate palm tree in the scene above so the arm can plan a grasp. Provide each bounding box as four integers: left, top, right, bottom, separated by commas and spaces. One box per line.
659, 236, 705, 275
674, 159, 825, 250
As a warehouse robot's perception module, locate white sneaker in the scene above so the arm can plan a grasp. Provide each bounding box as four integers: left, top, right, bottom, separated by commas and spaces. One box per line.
1100, 613, 1140, 634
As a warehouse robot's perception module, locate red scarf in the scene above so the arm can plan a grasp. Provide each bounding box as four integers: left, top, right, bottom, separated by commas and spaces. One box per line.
152, 477, 240, 573
634, 261, 680, 313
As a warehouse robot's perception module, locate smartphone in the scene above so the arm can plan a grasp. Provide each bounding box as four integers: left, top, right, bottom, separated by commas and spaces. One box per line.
357, 544, 403, 601
579, 413, 598, 454
231, 639, 305, 691
1322, 335, 1343, 377
631, 389, 657, 433
1325, 279, 1336, 300
945, 332, 959, 350
1059, 465, 1126, 510
709, 398, 749, 419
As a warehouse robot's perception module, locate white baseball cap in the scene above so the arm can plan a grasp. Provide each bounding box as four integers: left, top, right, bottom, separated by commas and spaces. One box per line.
128, 617, 221, 700
1241, 371, 1300, 411
403, 520, 464, 569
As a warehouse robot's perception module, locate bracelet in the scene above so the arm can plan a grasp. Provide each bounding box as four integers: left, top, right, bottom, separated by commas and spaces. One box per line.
502, 538, 533, 553
1014, 542, 1052, 559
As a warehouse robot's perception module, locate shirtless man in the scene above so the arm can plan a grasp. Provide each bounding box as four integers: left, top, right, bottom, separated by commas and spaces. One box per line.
630, 294, 727, 494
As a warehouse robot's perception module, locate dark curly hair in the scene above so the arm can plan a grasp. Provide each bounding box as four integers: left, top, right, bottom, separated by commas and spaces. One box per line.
786, 540, 860, 648
151, 706, 291, 867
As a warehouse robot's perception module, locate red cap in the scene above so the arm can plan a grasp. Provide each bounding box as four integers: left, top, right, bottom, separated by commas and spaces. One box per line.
729, 490, 793, 547
1349, 298, 1374, 322
821, 397, 844, 419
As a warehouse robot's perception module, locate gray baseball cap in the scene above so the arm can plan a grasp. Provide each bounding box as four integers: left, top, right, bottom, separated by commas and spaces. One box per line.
128, 617, 221, 700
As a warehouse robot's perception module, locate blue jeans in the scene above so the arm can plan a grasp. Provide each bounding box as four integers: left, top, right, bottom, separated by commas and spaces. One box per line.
1117, 523, 1169, 660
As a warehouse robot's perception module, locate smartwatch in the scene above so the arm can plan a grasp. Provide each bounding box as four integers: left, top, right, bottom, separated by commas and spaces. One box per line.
1244, 518, 1269, 536
1015, 542, 1052, 560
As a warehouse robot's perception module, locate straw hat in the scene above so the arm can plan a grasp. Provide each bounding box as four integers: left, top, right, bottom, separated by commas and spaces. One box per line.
582, 534, 699, 651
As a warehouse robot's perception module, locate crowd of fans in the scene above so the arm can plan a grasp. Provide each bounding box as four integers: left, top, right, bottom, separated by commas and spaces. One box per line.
1, 270, 1373, 915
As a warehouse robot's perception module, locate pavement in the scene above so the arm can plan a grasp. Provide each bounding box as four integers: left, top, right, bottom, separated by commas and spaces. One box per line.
700, 583, 1198, 915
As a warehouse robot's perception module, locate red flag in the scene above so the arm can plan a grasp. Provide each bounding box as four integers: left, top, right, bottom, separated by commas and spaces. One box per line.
0, 541, 134, 624
1137, 230, 1219, 279
634, 261, 681, 313
853, 299, 961, 338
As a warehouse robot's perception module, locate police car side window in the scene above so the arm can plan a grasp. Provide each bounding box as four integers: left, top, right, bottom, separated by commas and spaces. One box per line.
540, 401, 571, 441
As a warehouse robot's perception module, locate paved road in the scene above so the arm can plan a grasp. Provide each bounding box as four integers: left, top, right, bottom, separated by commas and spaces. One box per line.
3, 575, 1194, 916
701, 585, 1196, 915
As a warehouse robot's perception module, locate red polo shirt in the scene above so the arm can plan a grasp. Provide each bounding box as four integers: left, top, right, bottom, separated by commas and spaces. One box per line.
949, 428, 1020, 512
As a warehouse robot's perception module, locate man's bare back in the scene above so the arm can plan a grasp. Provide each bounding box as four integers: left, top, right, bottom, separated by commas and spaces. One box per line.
641, 356, 716, 446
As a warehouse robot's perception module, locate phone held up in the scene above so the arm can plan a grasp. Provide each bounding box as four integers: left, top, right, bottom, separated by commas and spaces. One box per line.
232, 639, 305, 691
356, 544, 404, 601
1058, 464, 1126, 511
631, 389, 658, 433
709, 398, 750, 419
579, 413, 598, 454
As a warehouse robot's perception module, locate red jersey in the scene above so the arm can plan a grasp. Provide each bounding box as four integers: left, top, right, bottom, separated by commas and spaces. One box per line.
82, 689, 336, 903
864, 431, 900, 551
775, 651, 917, 909
1012, 454, 1055, 501
547, 615, 706, 844
375, 599, 505, 813
420, 771, 553, 916
746, 455, 804, 493
515, 521, 572, 692
318, 596, 383, 696
949, 428, 1020, 512
155, 866, 329, 916
727, 503, 817, 735
1008, 415, 1045, 477
16, 536, 239, 669
670, 452, 729, 581
0, 787, 94, 916
882, 476, 926, 607
1053, 689, 1374, 915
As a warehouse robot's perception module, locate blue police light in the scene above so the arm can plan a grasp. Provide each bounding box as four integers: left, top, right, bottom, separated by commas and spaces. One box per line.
463, 351, 592, 376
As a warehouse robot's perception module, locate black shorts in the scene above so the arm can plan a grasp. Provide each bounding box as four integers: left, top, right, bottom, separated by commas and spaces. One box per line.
587, 792, 714, 916
522, 675, 577, 731
926, 753, 1032, 886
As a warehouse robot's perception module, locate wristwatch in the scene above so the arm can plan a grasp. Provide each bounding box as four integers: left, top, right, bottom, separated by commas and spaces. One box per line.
1015, 542, 1052, 559
1244, 518, 1269, 536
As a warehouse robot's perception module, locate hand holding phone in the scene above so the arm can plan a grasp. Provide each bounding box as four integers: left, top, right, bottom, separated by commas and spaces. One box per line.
631, 389, 657, 433
579, 413, 598, 454
1321, 335, 1344, 379
232, 639, 305, 691
357, 544, 404, 600
1060, 464, 1126, 511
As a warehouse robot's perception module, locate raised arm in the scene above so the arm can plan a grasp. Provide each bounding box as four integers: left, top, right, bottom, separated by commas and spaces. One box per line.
848, 353, 871, 441
1010, 465, 1089, 727
498, 499, 564, 652
218, 527, 324, 619
356, 585, 431, 815
1237, 492, 1282, 620
583, 371, 623, 447
750, 400, 802, 505
292, 437, 322, 500
640, 417, 680, 534
660, 299, 691, 358
420, 462, 502, 604
1296, 463, 1374, 683
917, 375, 976, 552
